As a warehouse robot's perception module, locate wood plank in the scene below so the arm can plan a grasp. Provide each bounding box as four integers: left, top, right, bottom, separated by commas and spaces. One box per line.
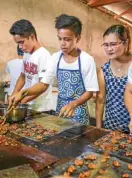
0, 135, 58, 171
114, 6, 132, 19
88, 0, 127, 7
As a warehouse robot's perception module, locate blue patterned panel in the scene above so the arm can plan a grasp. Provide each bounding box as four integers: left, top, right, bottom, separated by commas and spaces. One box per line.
57, 70, 84, 100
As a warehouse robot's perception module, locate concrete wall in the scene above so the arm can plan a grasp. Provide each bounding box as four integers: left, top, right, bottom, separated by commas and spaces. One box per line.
0, 0, 132, 81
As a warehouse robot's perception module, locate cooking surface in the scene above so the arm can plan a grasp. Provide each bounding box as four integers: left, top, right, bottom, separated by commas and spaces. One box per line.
30, 115, 81, 133
8, 115, 82, 142
0, 112, 130, 178
14, 127, 109, 159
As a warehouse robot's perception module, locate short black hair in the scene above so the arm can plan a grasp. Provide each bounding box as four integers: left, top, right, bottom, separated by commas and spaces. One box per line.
55, 14, 82, 36
9, 19, 37, 39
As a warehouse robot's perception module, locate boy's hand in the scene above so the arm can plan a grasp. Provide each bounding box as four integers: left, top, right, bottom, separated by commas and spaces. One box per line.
59, 101, 77, 118
8, 91, 23, 109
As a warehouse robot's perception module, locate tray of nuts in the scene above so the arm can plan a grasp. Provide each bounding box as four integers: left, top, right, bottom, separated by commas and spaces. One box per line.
92, 131, 132, 163
49, 151, 132, 178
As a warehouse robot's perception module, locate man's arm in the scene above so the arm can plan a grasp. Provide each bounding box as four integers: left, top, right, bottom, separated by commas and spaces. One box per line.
125, 63, 132, 114
124, 63, 132, 133
23, 82, 49, 96
20, 77, 47, 103
12, 73, 25, 95
8, 82, 49, 108
124, 83, 132, 114
96, 68, 106, 128
124, 83, 132, 133
20, 95, 41, 103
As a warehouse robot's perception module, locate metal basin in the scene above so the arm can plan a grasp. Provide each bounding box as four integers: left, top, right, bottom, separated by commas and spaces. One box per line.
0, 104, 28, 122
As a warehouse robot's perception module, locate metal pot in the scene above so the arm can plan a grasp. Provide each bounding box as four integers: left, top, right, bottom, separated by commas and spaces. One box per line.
0, 104, 28, 122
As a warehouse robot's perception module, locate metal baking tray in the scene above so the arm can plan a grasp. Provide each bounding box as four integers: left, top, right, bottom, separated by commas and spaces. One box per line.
49, 151, 132, 177
90, 131, 132, 164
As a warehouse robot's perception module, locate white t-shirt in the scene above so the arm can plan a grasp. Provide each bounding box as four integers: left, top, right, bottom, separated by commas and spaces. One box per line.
22, 47, 53, 111
6, 59, 24, 95
128, 63, 132, 84
41, 50, 99, 92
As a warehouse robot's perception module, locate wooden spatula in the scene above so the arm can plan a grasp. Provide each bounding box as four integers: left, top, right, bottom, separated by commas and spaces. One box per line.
0, 105, 15, 125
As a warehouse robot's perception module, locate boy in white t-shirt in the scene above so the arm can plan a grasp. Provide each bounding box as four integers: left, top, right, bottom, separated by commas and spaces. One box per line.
9, 19, 53, 112
6, 45, 24, 96
9, 14, 99, 124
